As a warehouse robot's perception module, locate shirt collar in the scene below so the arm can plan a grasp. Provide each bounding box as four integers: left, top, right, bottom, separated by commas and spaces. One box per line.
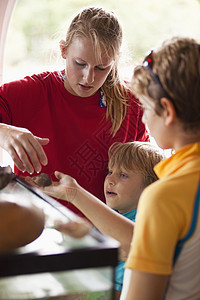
122, 209, 137, 221
154, 142, 200, 179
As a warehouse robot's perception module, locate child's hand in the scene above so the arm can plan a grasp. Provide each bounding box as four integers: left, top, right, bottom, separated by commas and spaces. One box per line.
54, 218, 92, 238
41, 171, 78, 203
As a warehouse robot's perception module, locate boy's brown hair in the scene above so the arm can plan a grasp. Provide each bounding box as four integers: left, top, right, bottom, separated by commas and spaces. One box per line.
131, 37, 200, 132
108, 141, 165, 187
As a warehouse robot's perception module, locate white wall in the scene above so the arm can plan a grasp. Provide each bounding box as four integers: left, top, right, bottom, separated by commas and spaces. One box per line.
0, 0, 17, 84
0, 0, 16, 166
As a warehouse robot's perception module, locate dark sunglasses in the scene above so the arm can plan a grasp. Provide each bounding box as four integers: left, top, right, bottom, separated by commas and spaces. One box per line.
143, 50, 173, 102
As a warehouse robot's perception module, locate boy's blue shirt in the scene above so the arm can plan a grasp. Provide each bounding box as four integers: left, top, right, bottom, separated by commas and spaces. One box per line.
114, 208, 137, 291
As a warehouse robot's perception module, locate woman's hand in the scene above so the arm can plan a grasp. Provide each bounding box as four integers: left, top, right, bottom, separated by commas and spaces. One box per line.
41, 171, 78, 203
0, 124, 49, 174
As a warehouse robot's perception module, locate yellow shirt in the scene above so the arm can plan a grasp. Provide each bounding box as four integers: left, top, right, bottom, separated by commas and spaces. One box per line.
125, 142, 200, 299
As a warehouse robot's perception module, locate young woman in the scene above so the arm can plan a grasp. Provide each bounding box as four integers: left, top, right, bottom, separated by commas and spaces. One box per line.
0, 7, 148, 215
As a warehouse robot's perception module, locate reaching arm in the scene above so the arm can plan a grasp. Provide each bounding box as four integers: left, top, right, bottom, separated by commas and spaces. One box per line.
42, 171, 134, 253
0, 123, 49, 174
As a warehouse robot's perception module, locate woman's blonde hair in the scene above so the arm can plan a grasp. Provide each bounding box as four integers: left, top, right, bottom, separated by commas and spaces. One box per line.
131, 37, 200, 132
61, 7, 130, 135
108, 141, 165, 187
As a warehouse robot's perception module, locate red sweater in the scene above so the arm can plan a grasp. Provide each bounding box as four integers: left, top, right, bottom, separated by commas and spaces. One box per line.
0, 71, 149, 216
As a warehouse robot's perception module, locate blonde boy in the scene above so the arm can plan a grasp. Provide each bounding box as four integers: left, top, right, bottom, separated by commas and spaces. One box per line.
105, 141, 164, 298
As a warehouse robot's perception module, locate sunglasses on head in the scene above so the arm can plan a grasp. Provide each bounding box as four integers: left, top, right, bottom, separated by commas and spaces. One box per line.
143, 50, 173, 102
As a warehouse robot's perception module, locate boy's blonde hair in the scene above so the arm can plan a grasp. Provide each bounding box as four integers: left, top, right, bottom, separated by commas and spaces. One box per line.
131, 37, 200, 132
61, 7, 130, 135
108, 142, 165, 187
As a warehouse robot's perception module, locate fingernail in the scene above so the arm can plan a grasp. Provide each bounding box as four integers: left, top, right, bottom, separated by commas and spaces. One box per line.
35, 166, 41, 173
42, 159, 47, 166
28, 167, 34, 175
